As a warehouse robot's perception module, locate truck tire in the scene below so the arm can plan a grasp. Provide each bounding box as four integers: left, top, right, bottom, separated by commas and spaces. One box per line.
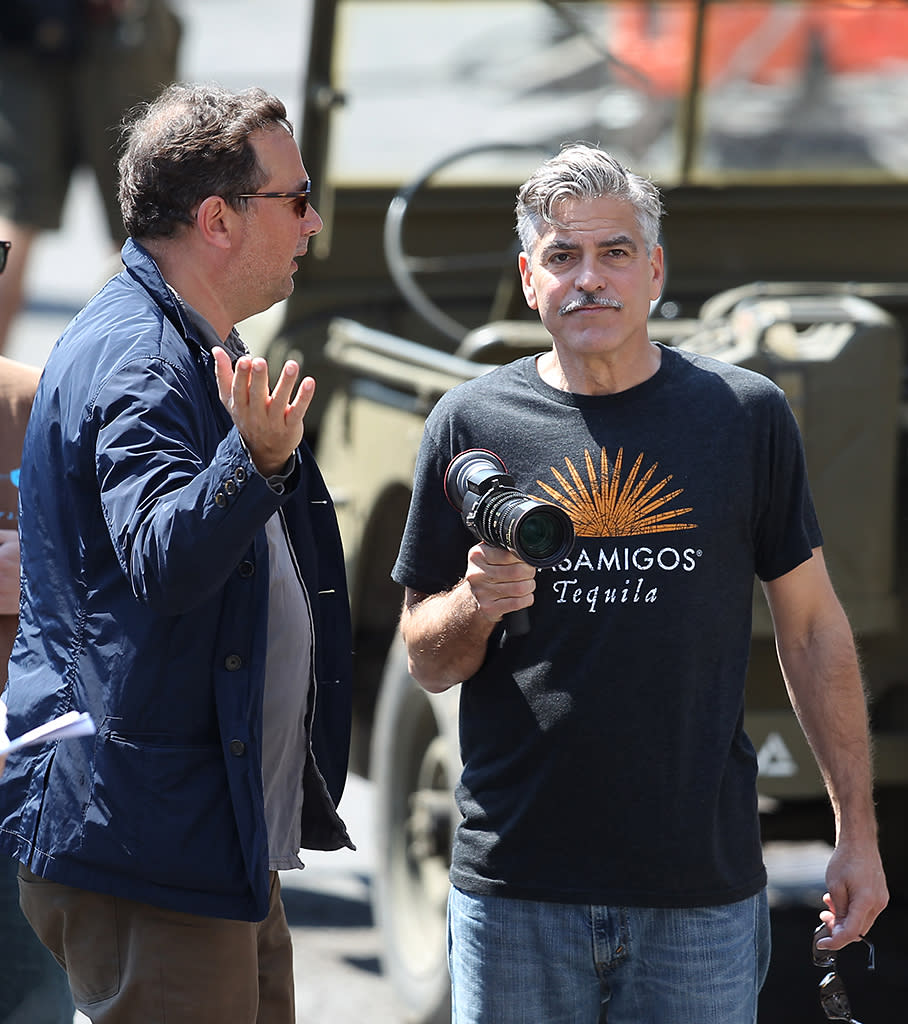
370, 637, 460, 1024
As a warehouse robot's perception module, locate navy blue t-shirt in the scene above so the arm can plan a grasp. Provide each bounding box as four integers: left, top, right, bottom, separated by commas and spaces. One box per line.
392, 344, 821, 908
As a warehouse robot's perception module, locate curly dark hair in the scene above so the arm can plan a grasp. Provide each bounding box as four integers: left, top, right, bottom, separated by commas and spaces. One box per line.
118, 83, 293, 240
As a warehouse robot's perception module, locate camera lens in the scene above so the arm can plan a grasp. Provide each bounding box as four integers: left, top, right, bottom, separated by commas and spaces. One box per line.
444, 448, 575, 569
480, 492, 573, 567
514, 506, 570, 563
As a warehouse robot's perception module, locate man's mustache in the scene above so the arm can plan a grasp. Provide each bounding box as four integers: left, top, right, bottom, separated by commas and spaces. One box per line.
559, 295, 624, 316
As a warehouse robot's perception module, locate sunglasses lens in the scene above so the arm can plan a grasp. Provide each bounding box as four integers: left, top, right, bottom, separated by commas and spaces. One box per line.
819, 972, 853, 1020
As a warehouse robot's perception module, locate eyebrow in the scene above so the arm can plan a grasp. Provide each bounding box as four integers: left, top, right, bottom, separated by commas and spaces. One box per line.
540, 233, 639, 259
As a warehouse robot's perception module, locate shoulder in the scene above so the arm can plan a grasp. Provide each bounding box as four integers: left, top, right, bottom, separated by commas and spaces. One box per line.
431, 357, 532, 412
664, 344, 786, 406
59, 272, 193, 376
34, 285, 206, 436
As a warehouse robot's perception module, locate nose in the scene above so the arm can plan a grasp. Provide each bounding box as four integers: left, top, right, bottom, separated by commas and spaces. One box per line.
575, 255, 607, 292
301, 204, 323, 238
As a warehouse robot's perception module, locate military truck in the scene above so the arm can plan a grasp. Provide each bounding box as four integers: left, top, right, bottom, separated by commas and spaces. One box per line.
264, 2, 908, 1020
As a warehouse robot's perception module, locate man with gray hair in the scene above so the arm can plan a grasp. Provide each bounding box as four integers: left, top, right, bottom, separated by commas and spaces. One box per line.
392, 142, 887, 1022
0, 84, 353, 1023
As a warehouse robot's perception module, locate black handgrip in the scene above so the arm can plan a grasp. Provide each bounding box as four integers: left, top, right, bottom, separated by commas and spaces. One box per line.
503, 607, 530, 638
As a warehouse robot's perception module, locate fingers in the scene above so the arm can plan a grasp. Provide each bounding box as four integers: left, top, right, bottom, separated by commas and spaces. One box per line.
270, 358, 301, 409
275, 361, 316, 427
817, 870, 889, 951
229, 355, 267, 412
817, 894, 862, 950
213, 351, 313, 421
212, 346, 234, 407
246, 356, 271, 408
288, 373, 316, 421
817, 840, 890, 950
466, 543, 537, 623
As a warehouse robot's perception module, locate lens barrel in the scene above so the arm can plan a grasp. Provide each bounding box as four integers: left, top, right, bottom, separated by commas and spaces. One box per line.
444, 449, 575, 568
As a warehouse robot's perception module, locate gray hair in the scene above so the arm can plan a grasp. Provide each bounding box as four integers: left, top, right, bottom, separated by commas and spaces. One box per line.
118, 83, 293, 240
515, 143, 663, 263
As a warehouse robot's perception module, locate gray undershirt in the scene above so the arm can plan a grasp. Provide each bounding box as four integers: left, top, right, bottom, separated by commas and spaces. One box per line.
262, 512, 314, 870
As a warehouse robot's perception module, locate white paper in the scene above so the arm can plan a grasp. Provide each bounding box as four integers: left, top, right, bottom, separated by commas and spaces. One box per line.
0, 710, 96, 755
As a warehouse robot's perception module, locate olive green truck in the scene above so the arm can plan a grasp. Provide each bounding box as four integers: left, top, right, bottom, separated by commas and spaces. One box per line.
262, 2, 908, 1020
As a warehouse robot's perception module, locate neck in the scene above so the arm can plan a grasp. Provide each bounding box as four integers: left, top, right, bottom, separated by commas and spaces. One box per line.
141, 237, 235, 341
538, 340, 662, 396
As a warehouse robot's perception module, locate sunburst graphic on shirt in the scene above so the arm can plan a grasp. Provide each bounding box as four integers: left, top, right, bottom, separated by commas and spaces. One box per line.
536, 447, 697, 537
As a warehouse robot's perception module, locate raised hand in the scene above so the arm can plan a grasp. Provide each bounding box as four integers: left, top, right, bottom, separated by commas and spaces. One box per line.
212, 347, 315, 477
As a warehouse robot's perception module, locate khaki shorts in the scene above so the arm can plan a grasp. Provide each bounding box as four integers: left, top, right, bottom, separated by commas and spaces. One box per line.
0, 0, 182, 236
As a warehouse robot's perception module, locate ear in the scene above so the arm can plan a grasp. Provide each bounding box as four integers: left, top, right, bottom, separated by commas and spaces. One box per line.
195, 195, 236, 251
518, 251, 538, 311
649, 244, 665, 303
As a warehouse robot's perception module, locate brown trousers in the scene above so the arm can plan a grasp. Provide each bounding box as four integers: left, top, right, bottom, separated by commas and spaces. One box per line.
18, 864, 295, 1023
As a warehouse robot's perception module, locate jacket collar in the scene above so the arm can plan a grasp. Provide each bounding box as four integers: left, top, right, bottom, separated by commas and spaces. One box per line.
120, 238, 205, 354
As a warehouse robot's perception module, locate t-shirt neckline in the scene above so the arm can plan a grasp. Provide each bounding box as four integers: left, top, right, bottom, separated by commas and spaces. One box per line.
522, 342, 676, 408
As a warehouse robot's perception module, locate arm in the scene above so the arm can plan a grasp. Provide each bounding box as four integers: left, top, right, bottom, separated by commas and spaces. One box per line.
0, 529, 20, 616
400, 542, 536, 693
96, 350, 313, 612
762, 547, 889, 949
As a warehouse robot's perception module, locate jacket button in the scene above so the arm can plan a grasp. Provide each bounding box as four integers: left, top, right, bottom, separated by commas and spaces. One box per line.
229, 740, 246, 757
224, 479, 236, 495
235, 467, 247, 483
215, 492, 227, 507
224, 654, 243, 671
238, 560, 254, 578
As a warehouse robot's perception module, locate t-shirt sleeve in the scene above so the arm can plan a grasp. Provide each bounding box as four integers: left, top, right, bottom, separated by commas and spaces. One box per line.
753, 389, 823, 581
392, 408, 474, 596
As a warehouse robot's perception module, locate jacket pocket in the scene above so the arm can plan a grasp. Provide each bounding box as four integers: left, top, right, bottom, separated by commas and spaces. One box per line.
82, 734, 247, 896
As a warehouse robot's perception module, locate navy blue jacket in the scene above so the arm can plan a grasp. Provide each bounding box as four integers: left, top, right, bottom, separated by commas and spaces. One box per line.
0, 240, 353, 921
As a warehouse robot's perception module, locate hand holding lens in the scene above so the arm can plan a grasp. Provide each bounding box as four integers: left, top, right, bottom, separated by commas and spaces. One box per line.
444, 449, 575, 636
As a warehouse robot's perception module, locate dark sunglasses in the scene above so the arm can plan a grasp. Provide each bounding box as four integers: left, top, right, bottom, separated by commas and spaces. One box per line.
811, 924, 875, 1022
232, 180, 311, 218
0, 240, 9, 274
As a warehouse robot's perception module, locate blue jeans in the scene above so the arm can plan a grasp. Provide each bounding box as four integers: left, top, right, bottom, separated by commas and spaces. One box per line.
447, 886, 770, 1024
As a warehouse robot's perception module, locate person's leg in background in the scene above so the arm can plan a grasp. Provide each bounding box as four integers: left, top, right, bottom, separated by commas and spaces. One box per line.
0, 856, 74, 1024
78, 0, 183, 246
0, 1, 182, 355
0, 46, 72, 355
